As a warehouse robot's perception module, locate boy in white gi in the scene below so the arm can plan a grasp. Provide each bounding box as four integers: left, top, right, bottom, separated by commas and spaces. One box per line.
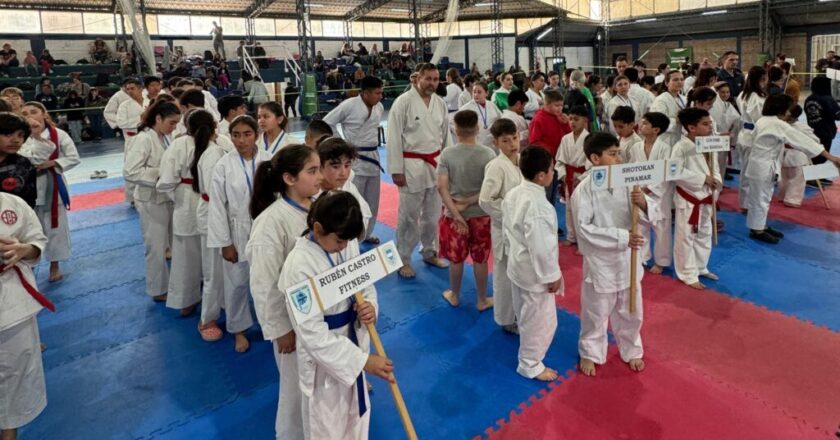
574, 132, 655, 376
315, 137, 373, 234
500, 90, 530, 143
303, 120, 333, 148
0, 192, 50, 440
555, 106, 590, 246
611, 106, 641, 163
627, 112, 673, 273
502, 146, 564, 381
116, 79, 146, 205
670, 108, 721, 289
778, 105, 821, 208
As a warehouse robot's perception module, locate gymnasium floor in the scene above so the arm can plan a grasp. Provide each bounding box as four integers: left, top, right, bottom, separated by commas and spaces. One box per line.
20, 121, 840, 440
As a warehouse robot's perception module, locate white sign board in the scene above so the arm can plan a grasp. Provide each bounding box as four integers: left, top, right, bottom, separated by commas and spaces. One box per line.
285, 241, 403, 324
695, 135, 730, 153
591, 159, 683, 190
803, 162, 840, 181
827, 68, 840, 81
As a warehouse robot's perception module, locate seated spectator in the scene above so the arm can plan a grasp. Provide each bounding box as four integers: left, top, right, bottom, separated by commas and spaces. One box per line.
35, 83, 59, 111
191, 62, 206, 78
204, 78, 219, 98
90, 38, 112, 64
353, 65, 365, 84
23, 50, 38, 76
1, 44, 19, 67
39, 49, 55, 75
370, 44, 379, 58
35, 77, 51, 97
69, 73, 91, 99
357, 43, 369, 56
0, 87, 24, 112
217, 61, 230, 90
63, 90, 85, 143
85, 87, 107, 141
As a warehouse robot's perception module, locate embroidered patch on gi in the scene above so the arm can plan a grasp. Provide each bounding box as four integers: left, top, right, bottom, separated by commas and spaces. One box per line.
1, 176, 19, 192
593, 168, 607, 188
291, 285, 313, 315
1, 209, 17, 225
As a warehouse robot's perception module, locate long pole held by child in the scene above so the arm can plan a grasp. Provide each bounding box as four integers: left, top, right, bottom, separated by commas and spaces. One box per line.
706, 153, 719, 245
629, 185, 639, 314
353, 292, 419, 440
810, 159, 831, 210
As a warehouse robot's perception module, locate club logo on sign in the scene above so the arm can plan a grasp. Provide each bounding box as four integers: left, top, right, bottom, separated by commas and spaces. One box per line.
593, 169, 606, 188
291, 286, 313, 315
1, 209, 17, 225
384, 246, 396, 266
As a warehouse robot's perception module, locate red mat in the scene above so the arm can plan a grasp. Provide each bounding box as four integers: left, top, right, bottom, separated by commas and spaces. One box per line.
717, 181, 840, 232
73, 188, 125, 211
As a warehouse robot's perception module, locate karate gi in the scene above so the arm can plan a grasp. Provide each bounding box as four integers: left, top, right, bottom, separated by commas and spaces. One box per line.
479, 153, 523, 327
257, 130, 292, 156
629, 84, 654, 118
524, 89, 543, 120
196, 139, 233, 325
619, 132, 642, 164
323, 96, 384, 240
735, 92, 766, 209
445, 83, 462, 112
103, 89, 128, 129
746, 117, 825, 230
779, 121, 820, 206
627, 137, 673, 267
709, 97, 741, 176
458, 89, 472, 109
279, 237, 376, 440
218, 118, 231, 138
117, 98, 146, 203
203, 90, 221, 120
156, 136, 203, 310
606, 94, 640, 135
457, 100, 502, 151
670, 136, 720, 285
19, 126, 79, 262
650, 91, 687, 147
386, 87, 452, 263
572, 174, 658, 365
245, 197, 310, 440
502, 181, 563, 379
123, 129, 174, 298
554, 129, 590, 243
0, 193, 48, 430
501, 109, 529, 144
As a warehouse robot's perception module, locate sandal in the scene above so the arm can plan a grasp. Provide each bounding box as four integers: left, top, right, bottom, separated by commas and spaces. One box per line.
198, 322, 223, 342
363, 236, 381, 245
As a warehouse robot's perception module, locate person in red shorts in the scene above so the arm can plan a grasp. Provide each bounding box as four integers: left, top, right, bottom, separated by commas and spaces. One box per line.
436, 110, 496, 311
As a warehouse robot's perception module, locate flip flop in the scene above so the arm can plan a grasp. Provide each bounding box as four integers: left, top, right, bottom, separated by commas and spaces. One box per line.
198, 323, 223, 342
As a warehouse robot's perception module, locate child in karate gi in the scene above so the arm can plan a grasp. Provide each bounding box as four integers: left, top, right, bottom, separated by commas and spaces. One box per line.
0, 113, 37, 208
611, 106, 641, 163
279, 191, 394, 440
573, 132, 656, 376
778, 105, 820, 207
670, 108, 721, 289
711, 82, 741, 181
245, 144, 323, 440
19, 102, 79, 282
746, 94, 840, 243
555, 105, 590, 246
437, 110, 496, 311
606, 75, 640, 135
216, 95, 248, 141
315, 137, 372, 235
304, 120, 333, 148
116, 79, 146, 205
479, 119, 523, 334
650, 71, 686, 147
0, 192, 49, 440
500, 90, 530, 143
456, 81, 502, 151
502, 146, 564, 381
736, 67, 769, 210
257, 102, 291, 155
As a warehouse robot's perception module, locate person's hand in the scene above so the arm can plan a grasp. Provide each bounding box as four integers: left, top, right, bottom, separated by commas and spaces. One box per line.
628, 233, 645, 250
0, 237, 38, 271
451, 198, 469, 213
222, 245, 238, 263
704, 175, 718, 189
275, 330, 296, 354
547, 277, 564, 296
392, 173, 407, 187
35, 160, 56, 171
364, 354, 395, 383
631, 186, 647, 210
453, 216, 468, 234
27, 118, 44, 137
355, 301, 376, 325
558, 113, 570, 125
828, 154, 840, 169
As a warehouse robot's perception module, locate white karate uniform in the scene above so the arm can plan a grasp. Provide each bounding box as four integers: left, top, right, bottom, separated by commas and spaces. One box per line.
627, 137, 673, 267
524, 89, 543, 120
683, 76, 696, 94
606, 94, 640, 135
322, 96, 384, 240
736, 92, 766, 209
196, 139, 233, 325
0, 193, 47, 430
203, 90, 221, 120
670, 136, 720, 285
501, 109, 529, 144
478, 153, 523, 327
502, 181, 563, 379
709, 98, 741, 175
156, 136, 203, 310
386, 87, 452, 263
457, 100, 502, 151
458, 89, 473, 109
779, 121, 820, 206
572, 174, 658, 364
445, 83, 462, 112
103, 89, 128, 129
554, 129, 590, 243
245, 197, 310, 440
629, 84, 654, 118
117, 98, 147, 203
745, 117, 825, 230
619, 132, 642, 164
650, 91, 687, 147
257, 130, 292, 156
279, 237, 375, 440
123, 129, 174, 297
218, 118, 231, 138
19, 127, 79, 262
207, 149, 270, 333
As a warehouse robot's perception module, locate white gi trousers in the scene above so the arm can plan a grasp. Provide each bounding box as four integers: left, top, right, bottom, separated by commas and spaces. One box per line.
745, 177, 776, 230
673, 205, 713, 285
492, 254, 520, 327
301, 371, 370, 440
166, 234, 203, 309
273, 343, 304, 440
513, 283, 557, 379
578, 281, 643, 364
35, 203, 71, 262
737, 145, 751, 210
136, 200, 173, 297
0, 317, 46, 430
779, 167, 805, 206
199, 234, 225, 325
640, 214, 673, 268
353, 174, 380, 240
396, 186, 440, 263
564, 193, 577, 243
221, 259, 254, 334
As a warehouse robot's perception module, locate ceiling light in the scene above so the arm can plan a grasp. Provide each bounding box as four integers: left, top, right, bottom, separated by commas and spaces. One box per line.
390, 8, 409, 12
475, 2, 494, 6
305, 3, 323, 7
634, 18, 657, 23
537, 27, 553, 40
702, 9, 727, 15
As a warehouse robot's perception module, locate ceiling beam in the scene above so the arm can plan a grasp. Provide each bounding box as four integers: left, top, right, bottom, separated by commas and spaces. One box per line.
343, 0, 394, 22
244, 0, 279, 18
422, 0, 484, 23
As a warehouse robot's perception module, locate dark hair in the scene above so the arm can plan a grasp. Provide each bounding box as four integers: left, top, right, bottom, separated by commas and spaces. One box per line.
473, 81, 489, 93
615, 55, 628, 63
360, 75, 384, 91
453, 109, 479, 131
585, 75, 602, 89
0, 99, 11, 113
657, 63, 668, 72
531, 72, 546, 82
641, 75, 656, 87
259, 102, 288, 130
122, 78, 141, 87
789, 104, 803, 119
180, 89, 205, 108
643, 112, 670, 135
677, 107, 709, 130
177, 79, 195, 89
624, 67, 639, 83
664, 70, 683, 84
187, 110, 216, 193
547, 71, 560, 78
171, 88, 185, 100
743, 66, 768, 100
167, 76, 182, 89
307, 191, 364, 240
568, 105, 590, 119
605, 74, 616, 89
250, 144, 317, 219
463, 74, 477, 87
191, 78, 204, 88
633, 60, 647, 68
543, 89, 564, 103
519, 146, 553, 180
811, 76, 832, 96
768, 66, 785, 83
0, 112, 31, 139
137, 101, 181, 132
489, 118, 517, 138
229, 114, 258, 135
611, 105, 635, 124
584, 132, 619, 159
762, 93, 793, 117
415, 62, 438, 74
316, 137, 357, 165
695, 67, 718, 88
507, 90, 529, 108
688, 86, 717, 107
218, 95, 246, 119
144, 75, 161, 86
306, 120, 333, 142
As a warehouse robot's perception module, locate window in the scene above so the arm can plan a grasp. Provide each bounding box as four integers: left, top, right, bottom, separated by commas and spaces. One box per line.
157, 15, 189, 35
144, 15, 158, 34
655, 0, 679, 14
515, 18, 540, 35
0, 9, 40, 33
276, 19, 296, 36
383, 22, 401, 37
400, 23, 412, 38
254, 18, 275, 36
502, 19, 515, 34
41, 11, 83, 34
631, 0, 655, 17
323, 20, 345, 38
83, 13, 115, 34
459, 20, 480, 36
680, 0, 707, 10
190, 16, 218, 36
364, 22, 382, 38
352, 21, 364, 37
439, 21, 458, 37
309, 20, 323, 37
221, 17, 247, 36
426, 22, 440, 38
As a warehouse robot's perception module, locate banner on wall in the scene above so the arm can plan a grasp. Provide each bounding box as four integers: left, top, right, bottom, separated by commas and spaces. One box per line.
666, 48, 693, 69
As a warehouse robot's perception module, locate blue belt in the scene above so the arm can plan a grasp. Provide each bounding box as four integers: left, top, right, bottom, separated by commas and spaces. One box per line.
743, 122, 755, 130
323, 299, 367, 417
356, 146, 384, 172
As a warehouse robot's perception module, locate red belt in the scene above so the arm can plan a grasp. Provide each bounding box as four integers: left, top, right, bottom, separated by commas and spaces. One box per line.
676, 186, 713, 232
564, 164, 586, 196
7, 266, 56, 312
403, 150, 441, 168
201, 193, 209, 202
125, 131, 137, 137
180, 178, 194, 184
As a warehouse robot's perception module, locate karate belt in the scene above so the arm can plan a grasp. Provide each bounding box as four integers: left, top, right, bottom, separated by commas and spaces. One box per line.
356, 146, 384, 172
180, 178, 194, 185
201, 193, 209, 202
125, 131, 137, 137
742, 122, 755, 130
403, 150, 441, 168
4, 265, 56, 312
676, 186, 713, 232
564, 164, 587, 197
46, 126, 70, 229
323, 298, 367, 417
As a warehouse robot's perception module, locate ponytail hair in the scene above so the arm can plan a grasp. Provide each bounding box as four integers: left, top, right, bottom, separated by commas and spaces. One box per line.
250, 143, 317, 219
138, 100, 181, 132
258, 101, 288, 130
743, 66, 768, 101
187, 109, 216, 193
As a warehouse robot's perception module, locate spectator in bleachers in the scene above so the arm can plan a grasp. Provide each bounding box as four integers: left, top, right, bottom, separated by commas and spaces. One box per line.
85, 87, 106, 141
284, 82, 299, 118
357, 43, 368, 56
39, 49, 55, 75
205, 78, 219, 98
23, 51, 38, 76
90, 38, 112, 64
172, 61, 191, 78
244, 72, 270, 106
62, 90, 85, 143
370, 44, 379, 59
192, 62, 206, 79
1, 43, 19, 67
69, 73, 91, 99
1, 87, 24, 112
34, 84, 58, 112
353, 65, 365, 85
254, 42, 269, 69
314, 51, 325, 71
341, 43, 355, 64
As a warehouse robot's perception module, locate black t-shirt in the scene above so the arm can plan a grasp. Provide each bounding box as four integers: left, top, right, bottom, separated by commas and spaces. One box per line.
805, 94, 840, 143
0, 153, 37, 208
36, 93, 59, 111
63, 97, 85, 120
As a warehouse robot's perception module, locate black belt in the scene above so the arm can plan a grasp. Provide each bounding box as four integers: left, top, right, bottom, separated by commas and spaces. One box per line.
356, 146, 384, 172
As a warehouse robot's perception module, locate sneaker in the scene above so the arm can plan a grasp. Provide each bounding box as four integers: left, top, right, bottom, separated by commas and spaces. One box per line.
819, 179, 834, 186
806, 180, 820, 189
749, 230, 779, 244
90, 170, 104, 179
765, 226, 784, 239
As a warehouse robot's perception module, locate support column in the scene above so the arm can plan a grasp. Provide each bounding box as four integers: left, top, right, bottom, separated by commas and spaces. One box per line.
296, 0, 312, 71
491, 0, 504, 70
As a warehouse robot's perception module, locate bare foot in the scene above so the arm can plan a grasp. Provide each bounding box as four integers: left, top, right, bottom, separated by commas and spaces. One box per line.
579, 358, 597, 376
561, 240, 575, 246
476, 297, 494, 312
628, 358, 645, 372
48, 264, 63, 283
234, 332, 250, 353
1, 428, 18, 440
398, 264, 415, 279
152, 293, 168, 302
700, 272, 719, 281
688, 281, 706, 290
534, 367, 559, 381
423, 255, 449, 268
649, 265, 664, 274
180, 304, 197, 317
442, 289, 460, 307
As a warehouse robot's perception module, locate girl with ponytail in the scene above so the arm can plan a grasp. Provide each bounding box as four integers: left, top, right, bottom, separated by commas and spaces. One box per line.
735, 66, 769, 210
